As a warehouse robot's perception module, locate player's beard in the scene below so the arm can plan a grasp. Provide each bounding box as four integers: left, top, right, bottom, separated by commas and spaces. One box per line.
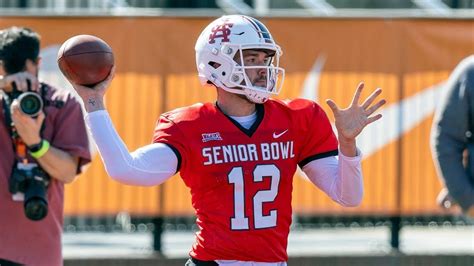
252, 77, 267, 89
232, 73, 268, 104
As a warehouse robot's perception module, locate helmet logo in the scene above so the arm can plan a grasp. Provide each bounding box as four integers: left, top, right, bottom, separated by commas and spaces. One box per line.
209, 21, 234, 44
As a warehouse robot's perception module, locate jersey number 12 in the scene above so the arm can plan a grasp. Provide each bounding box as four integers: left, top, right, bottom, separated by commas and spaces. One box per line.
228, 164, 280, 230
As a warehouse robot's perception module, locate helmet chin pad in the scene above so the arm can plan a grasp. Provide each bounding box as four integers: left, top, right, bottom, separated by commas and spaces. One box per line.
243, 87, 269, 104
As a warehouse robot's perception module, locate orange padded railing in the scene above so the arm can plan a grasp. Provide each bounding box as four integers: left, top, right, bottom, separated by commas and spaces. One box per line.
1, 17, 471, 218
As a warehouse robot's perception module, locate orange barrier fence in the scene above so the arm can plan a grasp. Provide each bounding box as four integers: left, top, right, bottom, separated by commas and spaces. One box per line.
1, 17, 472, 217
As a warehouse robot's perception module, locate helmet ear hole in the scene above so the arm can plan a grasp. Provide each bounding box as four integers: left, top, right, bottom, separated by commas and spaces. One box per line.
208, 61, 221, 69
231, 74, 243, 83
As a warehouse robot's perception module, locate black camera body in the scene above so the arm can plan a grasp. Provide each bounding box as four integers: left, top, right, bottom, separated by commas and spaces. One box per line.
9, 162, 50, 221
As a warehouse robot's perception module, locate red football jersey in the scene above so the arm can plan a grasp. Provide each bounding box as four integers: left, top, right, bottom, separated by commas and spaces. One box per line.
153, 98, 338, 262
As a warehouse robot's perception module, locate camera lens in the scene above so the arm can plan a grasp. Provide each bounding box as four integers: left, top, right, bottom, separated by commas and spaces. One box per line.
25, 199, 48, 221
24, 179, 48, 221
17, 92, 43, 117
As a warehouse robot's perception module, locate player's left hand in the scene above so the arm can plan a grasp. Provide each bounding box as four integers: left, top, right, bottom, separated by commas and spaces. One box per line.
326, 82, 385, 142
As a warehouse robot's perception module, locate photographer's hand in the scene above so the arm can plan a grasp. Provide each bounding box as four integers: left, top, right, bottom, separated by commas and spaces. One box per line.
11, 98, 80, 183
70, 66, 115, 113
10, 99, 43, 146
0, 71, 40, 92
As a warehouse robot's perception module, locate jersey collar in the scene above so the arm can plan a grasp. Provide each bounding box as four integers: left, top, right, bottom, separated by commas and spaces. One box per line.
215, 102, 265, 138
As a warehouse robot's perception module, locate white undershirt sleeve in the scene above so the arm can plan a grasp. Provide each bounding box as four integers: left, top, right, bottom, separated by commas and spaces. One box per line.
302, 150, 364, 207
85, 110, 177, 186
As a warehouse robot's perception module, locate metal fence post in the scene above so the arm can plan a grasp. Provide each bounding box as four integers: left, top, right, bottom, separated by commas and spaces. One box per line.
390, 216, 401, 249
153, 217, 164, 252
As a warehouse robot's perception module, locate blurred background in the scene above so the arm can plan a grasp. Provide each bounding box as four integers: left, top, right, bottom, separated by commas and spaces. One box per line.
0, 0, 473, 265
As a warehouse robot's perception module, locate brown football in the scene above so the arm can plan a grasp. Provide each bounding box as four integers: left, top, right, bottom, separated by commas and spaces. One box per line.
57, 35, 114, 87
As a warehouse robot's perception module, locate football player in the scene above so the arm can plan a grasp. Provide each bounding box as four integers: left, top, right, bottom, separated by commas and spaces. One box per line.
72, 15, 385, 266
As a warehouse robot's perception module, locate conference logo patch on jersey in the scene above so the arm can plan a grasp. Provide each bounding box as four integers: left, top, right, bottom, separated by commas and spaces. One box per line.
202, 132, 223, 142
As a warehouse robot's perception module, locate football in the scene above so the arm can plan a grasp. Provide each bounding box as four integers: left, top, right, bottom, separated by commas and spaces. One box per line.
57, 34, 114, 87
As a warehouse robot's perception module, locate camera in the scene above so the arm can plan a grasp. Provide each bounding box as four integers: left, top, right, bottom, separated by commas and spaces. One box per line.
11, 90, 43, 117
9, 162, 50, 221
17, 91, 43, 117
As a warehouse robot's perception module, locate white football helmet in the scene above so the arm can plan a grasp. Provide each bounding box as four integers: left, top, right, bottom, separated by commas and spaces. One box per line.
195, 15, 285, 104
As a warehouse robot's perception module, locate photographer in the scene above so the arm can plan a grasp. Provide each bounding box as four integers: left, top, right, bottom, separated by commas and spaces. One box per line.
432, 55, 474, 218
0, 27, 91, 266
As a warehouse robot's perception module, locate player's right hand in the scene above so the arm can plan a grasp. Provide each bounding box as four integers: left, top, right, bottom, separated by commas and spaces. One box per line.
70, 66, 115, 113
90, 65, 116, 93
0, 71, 39, 92
70, 65, 115, 96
